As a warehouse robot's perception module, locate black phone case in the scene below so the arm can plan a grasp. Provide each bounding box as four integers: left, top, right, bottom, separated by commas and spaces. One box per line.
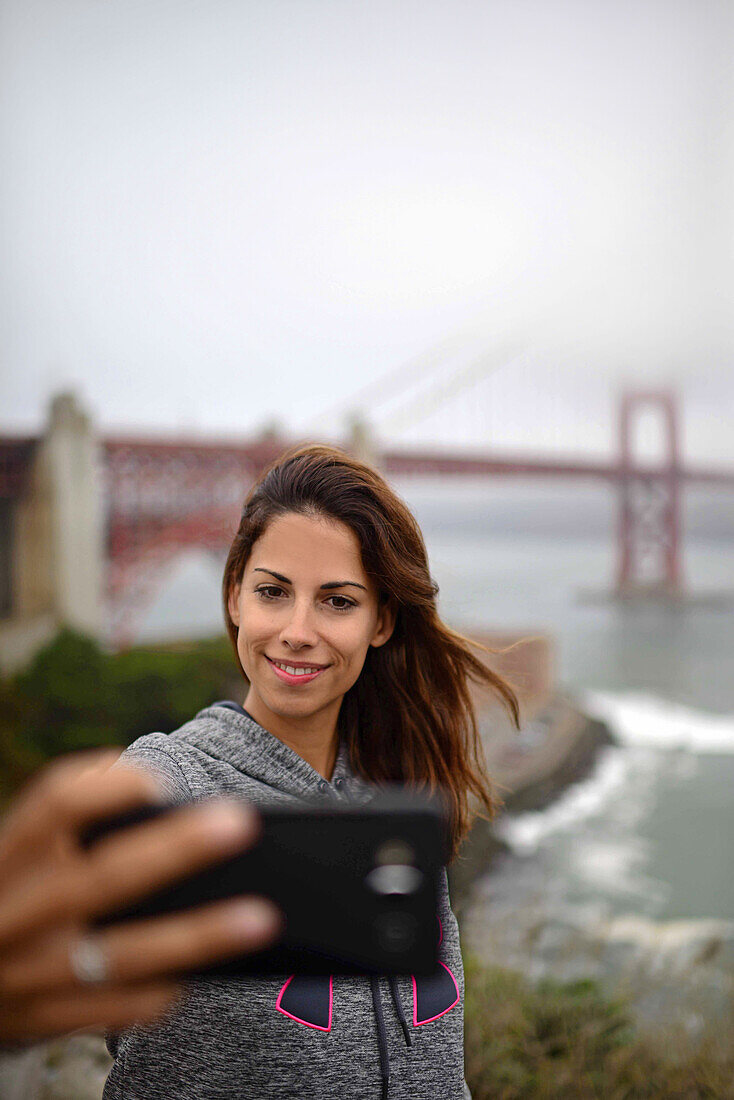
81, 788, 448, 977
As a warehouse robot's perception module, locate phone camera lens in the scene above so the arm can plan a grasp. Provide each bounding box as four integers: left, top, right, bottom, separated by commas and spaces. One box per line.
365, 864, 423, 895
374, 912, 418, 952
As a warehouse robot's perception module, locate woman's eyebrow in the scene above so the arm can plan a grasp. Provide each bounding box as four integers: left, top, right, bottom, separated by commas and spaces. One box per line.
320, 580, 367, 591
253, 568, 367, 591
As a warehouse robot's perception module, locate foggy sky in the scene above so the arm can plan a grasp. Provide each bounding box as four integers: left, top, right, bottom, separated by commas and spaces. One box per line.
1, 0, 732, 463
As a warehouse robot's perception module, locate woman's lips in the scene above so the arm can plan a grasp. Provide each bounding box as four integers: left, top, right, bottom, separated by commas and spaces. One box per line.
265, 656, 327, 685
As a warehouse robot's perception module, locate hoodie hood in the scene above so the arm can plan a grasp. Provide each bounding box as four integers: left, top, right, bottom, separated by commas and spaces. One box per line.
185, 699, 376, 806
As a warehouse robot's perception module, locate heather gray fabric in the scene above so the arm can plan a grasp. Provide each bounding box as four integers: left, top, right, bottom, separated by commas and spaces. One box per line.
103, 703, 472, 1099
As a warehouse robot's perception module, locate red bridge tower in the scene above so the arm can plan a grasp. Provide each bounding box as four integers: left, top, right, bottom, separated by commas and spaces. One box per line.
616, 390, 683, 597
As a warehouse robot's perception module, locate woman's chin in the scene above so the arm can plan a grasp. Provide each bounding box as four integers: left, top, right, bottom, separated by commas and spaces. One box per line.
270, 693, 336, 722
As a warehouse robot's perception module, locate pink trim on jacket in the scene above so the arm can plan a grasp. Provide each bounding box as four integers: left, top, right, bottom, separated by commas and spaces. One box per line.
275, 974, 334, 1032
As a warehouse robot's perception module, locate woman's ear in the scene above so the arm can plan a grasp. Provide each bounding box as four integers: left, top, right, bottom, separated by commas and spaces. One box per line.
227, 582, 241, 627
370, 598, 396, 649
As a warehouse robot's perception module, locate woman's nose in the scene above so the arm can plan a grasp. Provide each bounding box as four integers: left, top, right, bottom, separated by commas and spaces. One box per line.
279, 601, 319, 649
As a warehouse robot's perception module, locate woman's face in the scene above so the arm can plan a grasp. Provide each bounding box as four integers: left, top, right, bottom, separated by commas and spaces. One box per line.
227, 511, 395, 735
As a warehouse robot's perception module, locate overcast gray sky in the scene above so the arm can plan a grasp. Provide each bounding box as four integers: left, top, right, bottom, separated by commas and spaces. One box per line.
2, 0, 732, 462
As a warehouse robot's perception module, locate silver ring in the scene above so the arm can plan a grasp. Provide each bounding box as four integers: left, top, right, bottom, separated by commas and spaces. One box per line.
69, 934, 112, 985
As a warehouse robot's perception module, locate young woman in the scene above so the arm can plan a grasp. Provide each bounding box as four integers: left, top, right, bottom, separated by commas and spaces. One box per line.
103, 443, 519, 1100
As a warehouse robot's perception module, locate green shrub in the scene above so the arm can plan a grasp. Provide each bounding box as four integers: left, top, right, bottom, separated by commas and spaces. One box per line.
0, 629, 241, 802
464, 951, 734, 1099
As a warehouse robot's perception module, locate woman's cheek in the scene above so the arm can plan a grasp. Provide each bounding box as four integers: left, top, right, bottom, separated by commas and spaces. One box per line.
337, 644, 370, 692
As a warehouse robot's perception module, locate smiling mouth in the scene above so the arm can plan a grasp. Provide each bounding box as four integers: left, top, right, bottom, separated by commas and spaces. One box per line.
265, 656, 329, 677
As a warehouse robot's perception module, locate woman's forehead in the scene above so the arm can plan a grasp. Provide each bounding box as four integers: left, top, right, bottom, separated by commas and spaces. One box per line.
247, 512, 367, 579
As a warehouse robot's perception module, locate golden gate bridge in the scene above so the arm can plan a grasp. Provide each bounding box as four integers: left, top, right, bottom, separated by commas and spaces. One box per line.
0, 366, 733, 656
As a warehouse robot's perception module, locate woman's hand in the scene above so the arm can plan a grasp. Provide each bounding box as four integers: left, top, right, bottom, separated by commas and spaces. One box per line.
0, 748, 283, 1046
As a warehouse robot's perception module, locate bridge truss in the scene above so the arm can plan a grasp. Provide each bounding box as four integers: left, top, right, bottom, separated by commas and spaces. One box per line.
1, 391, 733, 648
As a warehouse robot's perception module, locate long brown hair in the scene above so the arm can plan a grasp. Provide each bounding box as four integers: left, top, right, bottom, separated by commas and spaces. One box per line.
222, 443, 520, 861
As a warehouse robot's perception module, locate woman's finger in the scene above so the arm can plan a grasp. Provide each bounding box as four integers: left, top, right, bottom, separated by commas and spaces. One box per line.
0, 862, 86, 953
0, 799, 259, 950
27, 758, 162, 842
0, 753, 156, 880
103, 893, 283, 980
80, 798, 261, 918
0, 750, 121, 866
0, 980, 183, 1045
0, 895, 283, 995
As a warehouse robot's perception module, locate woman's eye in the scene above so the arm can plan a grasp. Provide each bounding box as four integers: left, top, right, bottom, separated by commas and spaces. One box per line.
327, 596, 356, 611
256, 586, 283, 600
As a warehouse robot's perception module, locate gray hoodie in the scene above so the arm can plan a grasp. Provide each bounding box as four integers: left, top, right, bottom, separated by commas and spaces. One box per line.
103, 702, 472, 1100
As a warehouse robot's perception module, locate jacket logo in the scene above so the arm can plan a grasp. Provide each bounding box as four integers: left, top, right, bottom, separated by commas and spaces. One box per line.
275, 917, 459, 1031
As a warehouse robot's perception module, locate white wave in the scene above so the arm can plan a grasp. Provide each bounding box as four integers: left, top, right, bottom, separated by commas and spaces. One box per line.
579, 689, 734, 753
569, 837, 671, 908
495, 744, 628, 853
592, 913, 734, 962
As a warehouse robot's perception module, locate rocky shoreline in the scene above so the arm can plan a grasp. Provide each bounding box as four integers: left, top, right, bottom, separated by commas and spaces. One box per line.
448, 690, 616, 911
450, 688, 734, 1051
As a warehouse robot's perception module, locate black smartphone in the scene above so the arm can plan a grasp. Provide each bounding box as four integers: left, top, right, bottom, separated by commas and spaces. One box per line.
81, 787, 449, 977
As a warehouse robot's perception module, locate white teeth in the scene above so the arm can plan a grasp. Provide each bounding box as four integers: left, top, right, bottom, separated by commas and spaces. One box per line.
272, 660, 321, 675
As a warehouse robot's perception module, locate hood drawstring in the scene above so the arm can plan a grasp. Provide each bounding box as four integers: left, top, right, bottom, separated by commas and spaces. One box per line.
368, 975, 413, 1100
388, 977, 412, 1048
338, 775, 412, 1099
